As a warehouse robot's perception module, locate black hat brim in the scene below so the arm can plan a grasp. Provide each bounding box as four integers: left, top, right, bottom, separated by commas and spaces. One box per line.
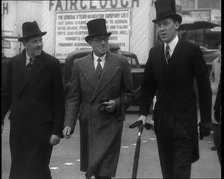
85, 32, 112, 42
152, 14, 182, 24
18, 31, 47, 42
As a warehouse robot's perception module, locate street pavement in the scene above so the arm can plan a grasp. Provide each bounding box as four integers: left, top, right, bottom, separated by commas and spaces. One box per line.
2, 112, 221, 179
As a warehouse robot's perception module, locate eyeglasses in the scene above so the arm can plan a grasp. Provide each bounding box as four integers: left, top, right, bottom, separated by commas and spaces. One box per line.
91, 37, 109, 43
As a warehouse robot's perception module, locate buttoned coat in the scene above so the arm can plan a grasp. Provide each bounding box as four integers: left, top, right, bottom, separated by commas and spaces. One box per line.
64, 51, 133, 177
139, 40, 212, 163
1, 50, 65, 179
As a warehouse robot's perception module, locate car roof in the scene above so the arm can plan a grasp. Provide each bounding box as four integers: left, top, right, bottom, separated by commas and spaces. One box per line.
66, 44, 121, 59
118, 50, 137, 57
66, 49, 92, 60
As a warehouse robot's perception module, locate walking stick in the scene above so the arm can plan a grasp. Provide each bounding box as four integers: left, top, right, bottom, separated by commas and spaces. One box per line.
129, 121, 152, 179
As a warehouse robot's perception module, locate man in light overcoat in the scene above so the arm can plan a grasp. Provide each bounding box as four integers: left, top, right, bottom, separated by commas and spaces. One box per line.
63, 18, 134, 179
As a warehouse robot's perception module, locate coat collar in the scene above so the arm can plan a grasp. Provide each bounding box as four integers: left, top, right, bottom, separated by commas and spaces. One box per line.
18, 50, 51, 96
79, 51, 120, 101
79, 52, 98, 88
160, 40, 184, 84
91, 51, 120, 101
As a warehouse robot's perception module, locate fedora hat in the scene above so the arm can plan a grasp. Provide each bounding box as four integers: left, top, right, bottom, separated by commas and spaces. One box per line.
18, 21, 47, 42
152, 0, 182, 24
85, 18, 111, 42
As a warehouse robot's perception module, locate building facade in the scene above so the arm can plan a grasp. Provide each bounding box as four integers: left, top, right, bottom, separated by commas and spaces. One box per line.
1, 0, 221, 62
2, 0, 156, 64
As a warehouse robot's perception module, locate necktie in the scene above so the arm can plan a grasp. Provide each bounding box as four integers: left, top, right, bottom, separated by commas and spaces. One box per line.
26, 58, 33, 70
96, 58, 102, 79
165, 45, 170, 64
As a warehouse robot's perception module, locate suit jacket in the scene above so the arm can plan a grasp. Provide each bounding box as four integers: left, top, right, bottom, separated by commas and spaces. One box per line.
139, 40, 212, 162
64, 51, 134, 177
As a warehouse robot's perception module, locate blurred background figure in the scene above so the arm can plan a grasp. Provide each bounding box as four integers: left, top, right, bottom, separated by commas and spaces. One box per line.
210, 41, 221, 151
210, 41, 221, 94
213, 74, 221, 165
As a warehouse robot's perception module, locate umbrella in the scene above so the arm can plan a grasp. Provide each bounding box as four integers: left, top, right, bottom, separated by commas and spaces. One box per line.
179, 21, 220, 31
129, 121, 153, 179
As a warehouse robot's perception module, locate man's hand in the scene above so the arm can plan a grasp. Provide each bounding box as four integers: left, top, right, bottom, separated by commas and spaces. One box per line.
199, 122, 211, 140
63, 126, 72, 139
103, 100, 116, 113
137, 115, 147, 125
49, 134, 60, 145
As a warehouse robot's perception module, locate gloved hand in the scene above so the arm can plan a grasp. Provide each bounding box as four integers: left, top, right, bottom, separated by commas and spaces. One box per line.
199, 122, 211, 140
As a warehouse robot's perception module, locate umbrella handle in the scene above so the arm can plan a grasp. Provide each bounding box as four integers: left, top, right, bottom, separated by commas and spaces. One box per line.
138, 124, 144, 135
129, 120, 153, 130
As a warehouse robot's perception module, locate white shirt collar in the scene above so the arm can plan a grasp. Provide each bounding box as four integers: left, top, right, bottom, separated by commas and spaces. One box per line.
164, 35, 179, 56
93, 53, 106, 69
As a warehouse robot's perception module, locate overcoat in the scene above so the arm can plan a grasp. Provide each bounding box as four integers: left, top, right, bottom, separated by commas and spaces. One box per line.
139, 40, 212, 163
1, 50, 65, 179
64, 51, 133, 177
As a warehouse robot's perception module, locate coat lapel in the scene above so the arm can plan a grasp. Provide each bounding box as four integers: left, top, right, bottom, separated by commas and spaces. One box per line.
15, 52, 27, 84
167, 40, 184, 80
79, 53, 98, 88
160, 40, 184, 85
159, 45, 169, 83
18, 51, 50, 96
91, 52, 120, 101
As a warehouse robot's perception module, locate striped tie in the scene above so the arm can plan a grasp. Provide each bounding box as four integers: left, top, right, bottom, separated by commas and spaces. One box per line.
26, 58, 33, 70
165, 45, 170, 64
96, 58, 102, 79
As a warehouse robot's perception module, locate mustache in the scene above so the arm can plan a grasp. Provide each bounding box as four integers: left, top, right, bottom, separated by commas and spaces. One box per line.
35, 47, 42, 50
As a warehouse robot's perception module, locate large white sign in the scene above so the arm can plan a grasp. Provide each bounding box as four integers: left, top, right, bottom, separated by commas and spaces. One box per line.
55, 9, 130, 60
181, 9, 211, 23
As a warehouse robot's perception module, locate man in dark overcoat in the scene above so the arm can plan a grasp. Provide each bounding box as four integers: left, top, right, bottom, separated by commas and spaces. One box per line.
136, 0, 212, 178
63, 18, 134, 179
1, 21, 65, 179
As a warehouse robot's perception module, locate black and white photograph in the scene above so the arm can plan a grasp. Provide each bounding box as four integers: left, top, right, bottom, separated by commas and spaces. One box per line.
2, 0, 221, 179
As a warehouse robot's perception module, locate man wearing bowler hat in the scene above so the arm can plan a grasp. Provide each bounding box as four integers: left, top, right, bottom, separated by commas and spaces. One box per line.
136, 0, 212, 178
63, 18, 134, 179
1, 21, 65, 179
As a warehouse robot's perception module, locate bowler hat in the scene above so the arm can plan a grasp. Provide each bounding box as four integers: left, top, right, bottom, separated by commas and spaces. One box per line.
85, 18, 111, 42
18, 21, 47, 42
152, 0, 182, 24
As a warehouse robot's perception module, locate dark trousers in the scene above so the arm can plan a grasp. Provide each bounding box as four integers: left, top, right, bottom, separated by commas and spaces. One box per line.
156, 121, 193, 179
